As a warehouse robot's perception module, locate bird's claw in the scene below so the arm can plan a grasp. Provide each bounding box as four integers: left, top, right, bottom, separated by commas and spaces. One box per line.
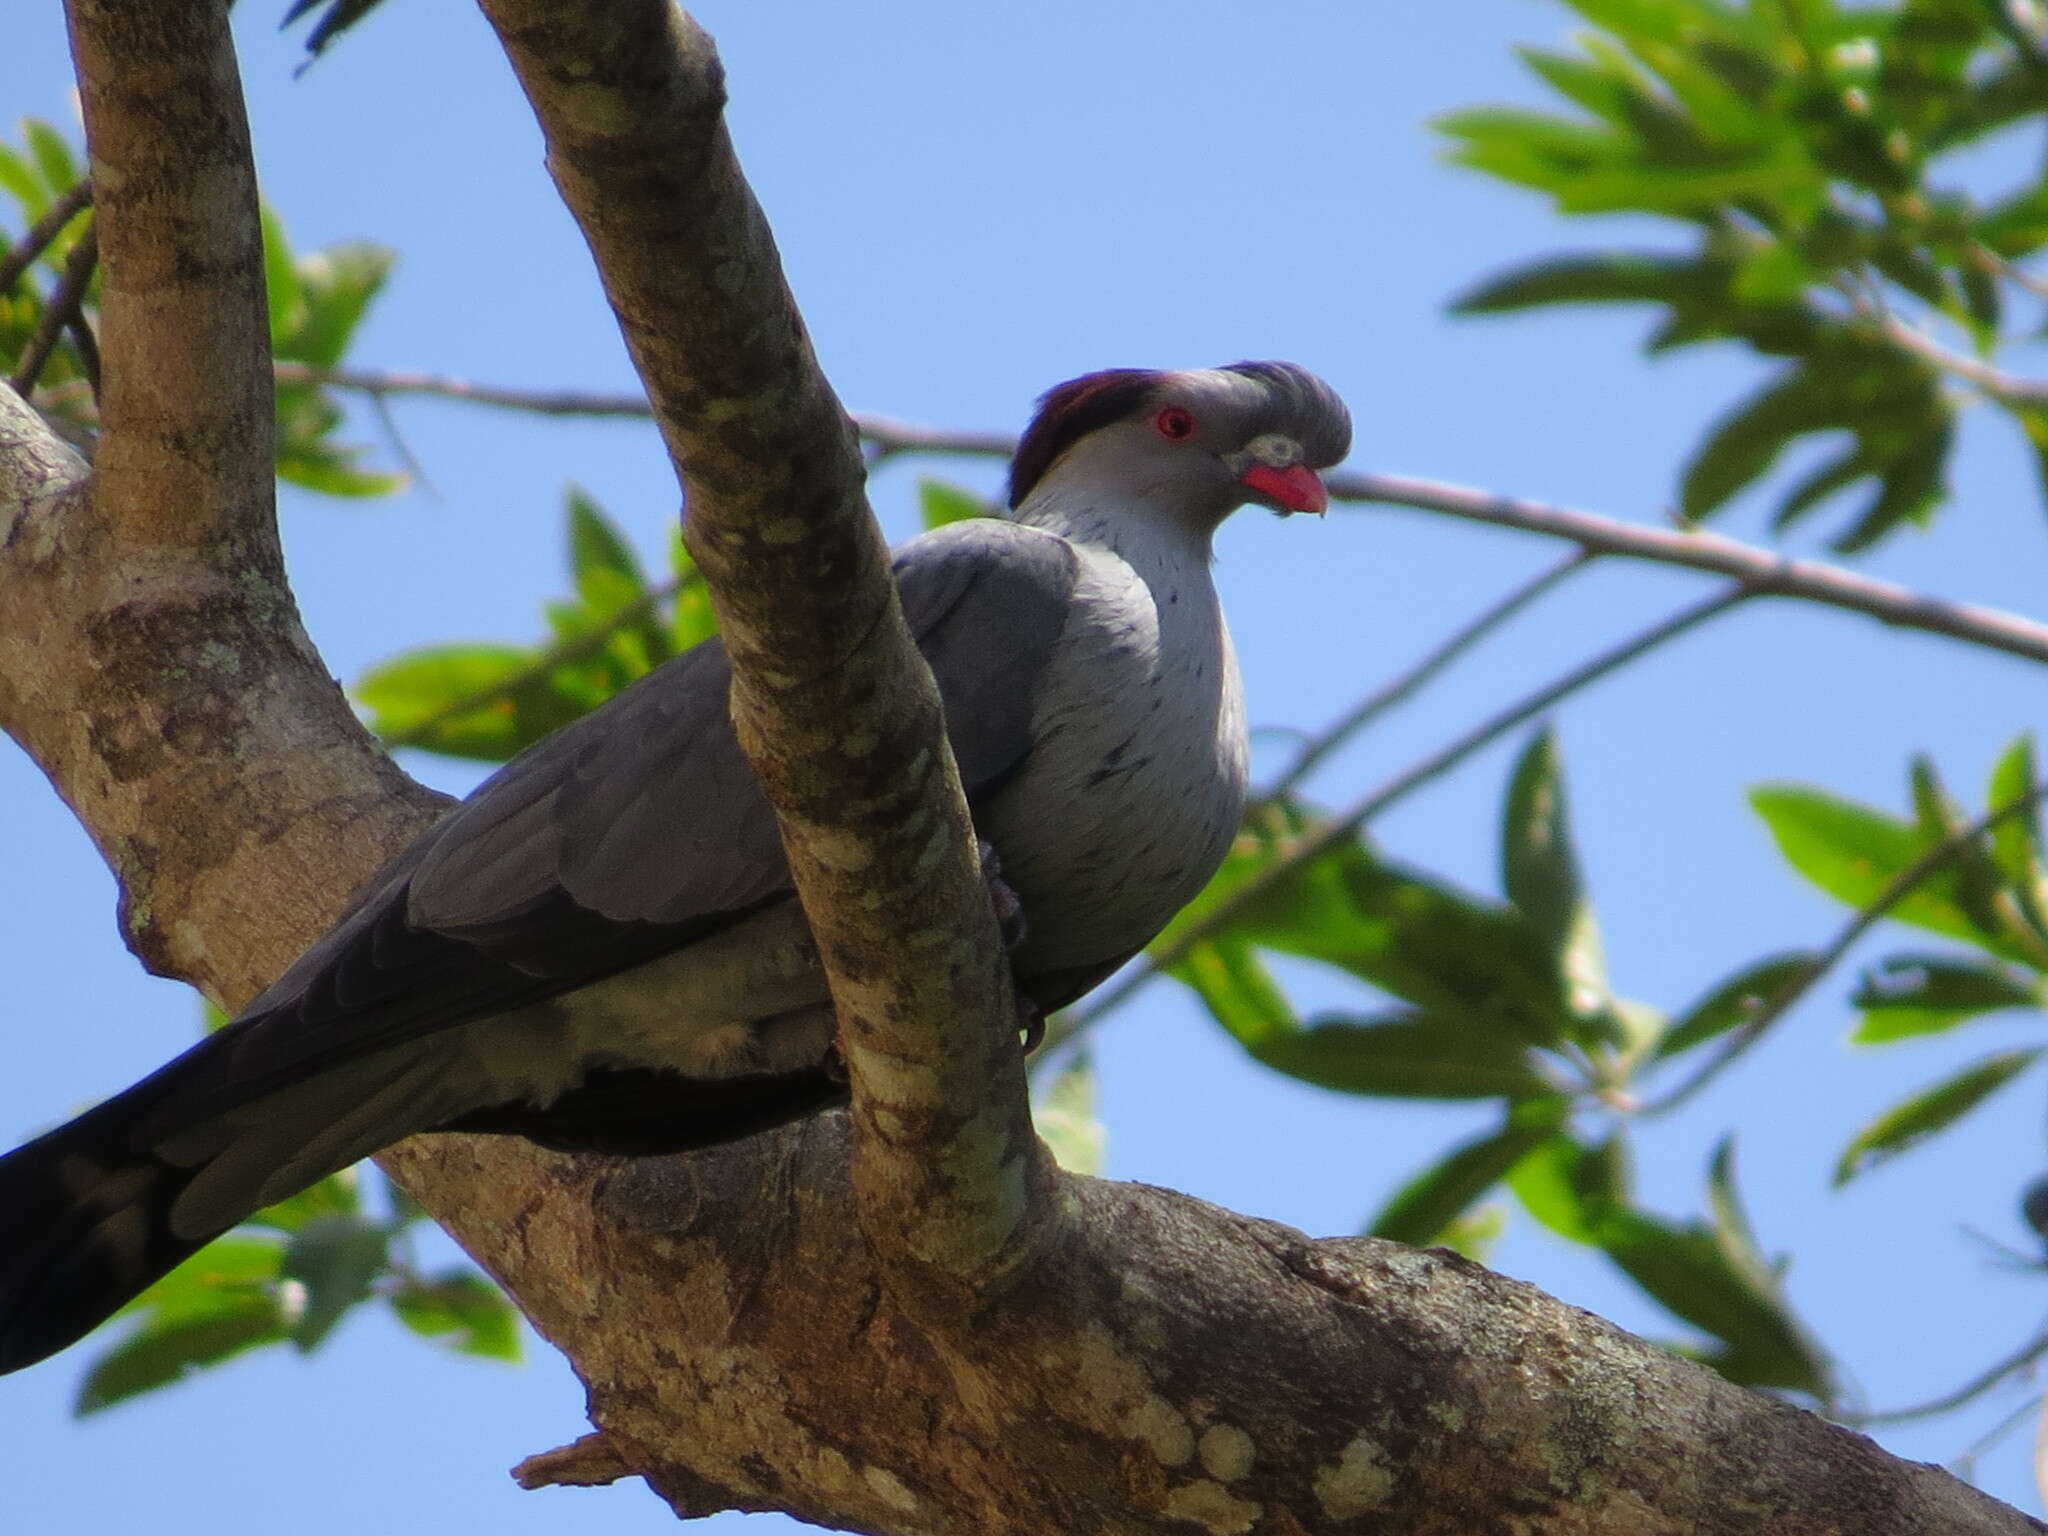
1017, 999, 1045, 1055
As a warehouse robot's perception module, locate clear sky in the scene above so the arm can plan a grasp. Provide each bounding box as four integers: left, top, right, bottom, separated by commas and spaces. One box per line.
5, 2, 2048, 1529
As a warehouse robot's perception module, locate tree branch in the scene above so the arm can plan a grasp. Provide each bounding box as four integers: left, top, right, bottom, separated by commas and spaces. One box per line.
277, 361, 2048, 669
9, 219, 97, 396
477, 0, 1045, 1314
0, 6, 2040, 1532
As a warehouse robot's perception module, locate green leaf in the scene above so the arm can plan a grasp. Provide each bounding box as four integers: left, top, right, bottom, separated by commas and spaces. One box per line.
0, 142, 44, 218
564, 488, 672, 674
1833, 1048, 2042, 1184
1369, 1099, 1569, 1244
1174, 801, 1573, 1047
280, 1214, 392, 1352
275, 241, 393, 369
389, 1270, 521, 1361
1170, 937, 1298, 1050
1699, 1139, 1834, 1397
22, 119, 79, 199
276, 438, 407, 499
1451, 251, 1717, 314
568, 485, 649, 597
1433, 1205, 1507, 1262
260, 205, 307, 342
1988, 733, 2048, 937
1680, 367, 1835, 522
1828, 416, 1952, 554
1749, 783, 2029, 957
356, 644, 586, 761
1254, 1011, 1552, 1100
1656, 952, 1817, 1058
113, 1237, 284, 1325
1596, 1207, 1828, 1395
242, 1169, 362, 1234
75, 1294, 287, 1416
1850, 952, 2038, 1043
1501, 730, 1607, 1022
917, 478, 995, 529
1506, 1131, 1632, 1245
1033, 1051, 1108, 1176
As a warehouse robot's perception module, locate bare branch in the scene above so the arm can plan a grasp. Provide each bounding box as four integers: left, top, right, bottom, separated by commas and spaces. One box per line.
278, 361, 2048, 670
271, 361, 654, 418
1855, 308, 2048, 407
0, 178, 92, 298
477, 0, 1044, 1307
1335, 471, 2048, 669
9, 220, 96, 396
1848, 1327, 2048, 1429
66, 0, 274, 559
511, 1431, 634, 1491
4, 10, 2043, 1533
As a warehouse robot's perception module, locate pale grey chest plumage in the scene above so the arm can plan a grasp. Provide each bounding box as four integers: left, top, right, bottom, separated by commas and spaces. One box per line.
986, 506, 1250, 972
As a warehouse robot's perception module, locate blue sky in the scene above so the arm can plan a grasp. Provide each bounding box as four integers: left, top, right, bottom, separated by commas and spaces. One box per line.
5, 2, 2048, 1528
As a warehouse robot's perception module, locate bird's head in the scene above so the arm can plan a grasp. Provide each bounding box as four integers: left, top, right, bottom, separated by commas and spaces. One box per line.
1008, 361, 1351, 526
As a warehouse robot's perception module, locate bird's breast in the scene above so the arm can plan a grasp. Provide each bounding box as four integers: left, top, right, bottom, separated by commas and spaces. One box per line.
983, 542, 1248, 973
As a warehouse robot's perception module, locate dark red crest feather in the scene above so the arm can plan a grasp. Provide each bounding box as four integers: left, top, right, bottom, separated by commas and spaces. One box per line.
1007, 369, 1159, 510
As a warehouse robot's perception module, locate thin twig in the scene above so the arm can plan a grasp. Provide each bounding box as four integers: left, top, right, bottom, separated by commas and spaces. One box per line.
1334, 471, 2048, 669
1642, 784, 2048, 1118
10, 221, 98, 398
271, 361, 655, 418
1988, 250, 2048, 305
1863, 311, 2048, 407
1054, 585, 1751, 1038
1267, 548, 1596, 799
0, 180, 92, 298
366, 389, 431, 495
64, 309, 100, 401
275, 362, 2048, 671
1843, 1325, 2048, 1429
379, 575, 688, 749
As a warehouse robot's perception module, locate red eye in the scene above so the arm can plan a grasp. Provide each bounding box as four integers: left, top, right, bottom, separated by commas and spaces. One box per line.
1154, 407, 1195, 441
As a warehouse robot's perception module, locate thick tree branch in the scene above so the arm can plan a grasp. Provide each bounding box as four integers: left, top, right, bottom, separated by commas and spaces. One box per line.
0, 4, 2040, 1532
477, 0, 1045, 1309
11, 0, 434, 1000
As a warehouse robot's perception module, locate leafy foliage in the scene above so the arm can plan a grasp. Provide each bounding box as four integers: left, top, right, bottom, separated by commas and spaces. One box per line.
74, 1157, 519, 1414
1160, 730, 1838, 1399
1444, 0, 2048, 550
1751, 737, 2048, 1189
0, 120, 95, 414
357, 487, 697, 760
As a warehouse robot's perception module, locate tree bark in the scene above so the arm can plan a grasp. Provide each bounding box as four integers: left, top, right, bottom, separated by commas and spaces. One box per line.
0, 1, 2037, 1532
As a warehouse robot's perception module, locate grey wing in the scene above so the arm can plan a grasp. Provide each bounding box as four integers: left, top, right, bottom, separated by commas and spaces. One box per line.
185, 517, 1081, 1103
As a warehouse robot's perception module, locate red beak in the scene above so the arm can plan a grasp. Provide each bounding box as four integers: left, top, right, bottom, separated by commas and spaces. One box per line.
1239, 462, 1328, 516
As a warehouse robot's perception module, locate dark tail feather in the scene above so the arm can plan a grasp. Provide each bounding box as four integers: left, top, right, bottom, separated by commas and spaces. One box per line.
0, 1067, 231, 1375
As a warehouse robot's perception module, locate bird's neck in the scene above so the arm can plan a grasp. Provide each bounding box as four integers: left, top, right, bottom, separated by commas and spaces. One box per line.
1012, 482, 1218, 573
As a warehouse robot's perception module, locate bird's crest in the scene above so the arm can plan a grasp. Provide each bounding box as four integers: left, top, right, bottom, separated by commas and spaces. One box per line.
1007, 369, 1160, 510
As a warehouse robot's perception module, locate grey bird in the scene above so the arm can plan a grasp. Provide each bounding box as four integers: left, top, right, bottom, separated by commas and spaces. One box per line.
0, 361, 1351, 1373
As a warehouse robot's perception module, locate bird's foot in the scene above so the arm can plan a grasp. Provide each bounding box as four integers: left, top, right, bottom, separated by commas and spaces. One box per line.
1017, 998, 1045, 1055
978, 838, 1028, 951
